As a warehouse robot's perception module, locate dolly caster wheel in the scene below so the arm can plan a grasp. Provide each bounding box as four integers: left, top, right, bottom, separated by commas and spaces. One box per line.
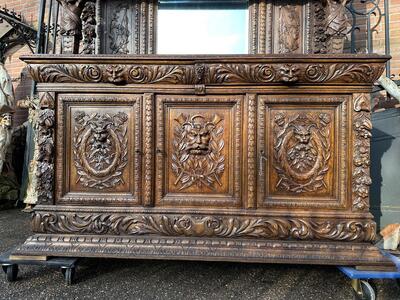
353, 279, 376, 300
61, 267, 75, 285
2, 264, 18, 282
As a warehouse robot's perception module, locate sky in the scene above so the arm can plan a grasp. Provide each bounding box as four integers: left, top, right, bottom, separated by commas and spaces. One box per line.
157, 9, 248, 54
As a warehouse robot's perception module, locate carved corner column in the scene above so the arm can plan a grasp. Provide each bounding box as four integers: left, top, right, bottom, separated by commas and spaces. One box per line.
352, 93, 372, 212
139, 0, 157, 54
81, 0, 97, 54
57, 0, 86, 54
143, 93, 154, 206
36, 92, 55, 205
309, 0, 350, 54
245, 94, 257, 209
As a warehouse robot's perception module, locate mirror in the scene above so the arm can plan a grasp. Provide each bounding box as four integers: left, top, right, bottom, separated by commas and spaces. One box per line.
157, 0, 249, 54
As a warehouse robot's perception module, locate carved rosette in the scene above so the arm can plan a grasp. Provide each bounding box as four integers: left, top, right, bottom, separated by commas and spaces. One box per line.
27, 62, 385, 85
352, 94, 372, 211
172, 113, 225, 191
73, 111, 128, 190
36, 93, 55, 204
31, 211, 376, 242
273, 112, 331, 193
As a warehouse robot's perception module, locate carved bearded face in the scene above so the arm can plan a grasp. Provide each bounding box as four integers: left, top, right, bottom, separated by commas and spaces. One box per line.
175, 114, 222, 156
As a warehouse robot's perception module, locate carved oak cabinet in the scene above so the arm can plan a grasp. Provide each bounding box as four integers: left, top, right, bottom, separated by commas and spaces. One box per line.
13, 54, 394, 268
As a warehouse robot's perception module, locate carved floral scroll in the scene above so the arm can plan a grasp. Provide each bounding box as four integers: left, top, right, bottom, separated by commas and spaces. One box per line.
352, 93, 372, 211
27, 62, 385, 85
36, 92, 56, 204
31, 211, 376, 242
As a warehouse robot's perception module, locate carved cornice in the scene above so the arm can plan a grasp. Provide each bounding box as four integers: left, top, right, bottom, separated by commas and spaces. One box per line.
26, 59, 386, 85
31, 211, 376, 242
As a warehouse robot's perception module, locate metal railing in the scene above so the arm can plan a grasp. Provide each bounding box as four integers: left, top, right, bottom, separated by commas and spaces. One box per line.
347, 0, 391, 77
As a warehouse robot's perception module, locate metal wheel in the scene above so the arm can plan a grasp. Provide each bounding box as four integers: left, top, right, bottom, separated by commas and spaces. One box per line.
4, 265, 18, 282
62, 267, 75, 285
354, 280, 376, 300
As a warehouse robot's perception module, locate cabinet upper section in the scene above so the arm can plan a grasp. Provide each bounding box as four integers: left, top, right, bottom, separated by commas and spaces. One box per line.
55, 0, 354, 55
21, 54, 389, 86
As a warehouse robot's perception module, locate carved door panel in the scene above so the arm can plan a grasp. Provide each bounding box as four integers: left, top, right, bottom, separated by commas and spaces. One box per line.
155, 95, 243, 207
100, 0, 139, 54
273, 0, 304, 54
55, 94, 142, 206
257, 94, 350, 210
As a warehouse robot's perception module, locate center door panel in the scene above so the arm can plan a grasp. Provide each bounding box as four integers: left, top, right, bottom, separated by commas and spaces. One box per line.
155, 95, 243, 208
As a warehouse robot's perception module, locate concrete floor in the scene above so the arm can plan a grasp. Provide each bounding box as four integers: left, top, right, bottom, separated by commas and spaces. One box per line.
0, 209, 399, 300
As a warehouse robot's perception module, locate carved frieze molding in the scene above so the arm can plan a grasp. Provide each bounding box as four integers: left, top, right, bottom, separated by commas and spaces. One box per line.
36, 92, 56, 205
352, 93, 372, 212
27, 62, 385, 85
31, 211, 376, 242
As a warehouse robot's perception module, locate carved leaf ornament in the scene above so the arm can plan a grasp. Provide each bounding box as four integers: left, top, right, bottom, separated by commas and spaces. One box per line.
273, 113, 331, 193
172, 114, 225, 191
32, 212, 376, 242
28, 62, 384, 85
73, 111, 128, 189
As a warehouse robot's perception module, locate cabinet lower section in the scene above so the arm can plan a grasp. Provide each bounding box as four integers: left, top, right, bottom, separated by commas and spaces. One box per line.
12, 208, 394, 267
20, 54, 393, 268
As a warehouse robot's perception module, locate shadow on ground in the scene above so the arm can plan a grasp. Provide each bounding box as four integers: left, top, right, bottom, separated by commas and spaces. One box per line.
0, 209, 399, 300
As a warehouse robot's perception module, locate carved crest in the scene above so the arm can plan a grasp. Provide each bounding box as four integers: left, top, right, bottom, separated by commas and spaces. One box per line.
273, 112, 331, 193
73, 111, 128, 190
172, 113, 225, 191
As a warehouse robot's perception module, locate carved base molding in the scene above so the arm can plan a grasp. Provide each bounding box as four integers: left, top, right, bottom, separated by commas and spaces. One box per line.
13, 234, 393, 267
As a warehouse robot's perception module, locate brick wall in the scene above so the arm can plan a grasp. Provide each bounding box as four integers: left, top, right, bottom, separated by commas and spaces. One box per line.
0, 0, 39, 126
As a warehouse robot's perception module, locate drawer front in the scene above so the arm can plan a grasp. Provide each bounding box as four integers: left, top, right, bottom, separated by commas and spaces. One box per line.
257, 94, 350, 210
55, 94, 142, 205
155, 95, 243, 207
